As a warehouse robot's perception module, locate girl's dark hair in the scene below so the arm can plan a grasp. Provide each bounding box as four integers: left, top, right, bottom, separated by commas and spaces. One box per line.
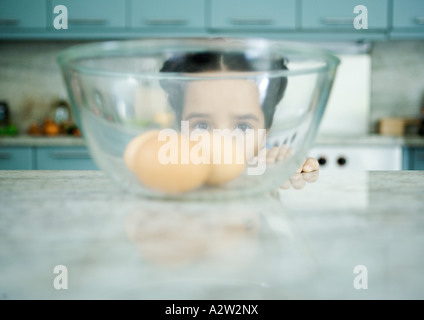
159, 52, 288, 129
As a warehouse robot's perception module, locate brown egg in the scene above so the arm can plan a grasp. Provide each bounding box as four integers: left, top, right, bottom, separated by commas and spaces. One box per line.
124, 130, 160, 172
126, 131, 211, 194
205, 134, 246, 186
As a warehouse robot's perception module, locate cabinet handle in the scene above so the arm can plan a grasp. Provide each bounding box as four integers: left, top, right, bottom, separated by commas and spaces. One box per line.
68, 19, 108, 26
414, 17, 424, 25
0, 152, 11, 159
144, 18, 188, 25
230, 17, 274, 25
50, 151, 91, 159
0, 19, 19, 26
321, 17, 355, 25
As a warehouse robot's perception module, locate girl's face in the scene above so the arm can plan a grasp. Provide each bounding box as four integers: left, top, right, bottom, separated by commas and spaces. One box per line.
182, 78, 265, 133
182, 78, 267, 159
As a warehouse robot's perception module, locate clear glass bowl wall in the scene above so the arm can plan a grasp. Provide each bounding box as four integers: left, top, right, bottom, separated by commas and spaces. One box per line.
58, 38, 339, 200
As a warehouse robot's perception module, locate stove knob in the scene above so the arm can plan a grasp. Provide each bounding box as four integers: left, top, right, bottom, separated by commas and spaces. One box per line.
318, 157, 327, 166
337, 156, 347, 166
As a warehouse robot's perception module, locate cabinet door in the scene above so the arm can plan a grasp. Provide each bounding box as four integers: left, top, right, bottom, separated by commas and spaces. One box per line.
36, 147, 98, 170
0, 0, 46, 30
393, 0, 424, 31
49, 0, 125, 31
130, 0, 205, 31
301, 0, 388, 30
209, 0, 296, 30
0, 147, 33, 170
412, 148, 424, 170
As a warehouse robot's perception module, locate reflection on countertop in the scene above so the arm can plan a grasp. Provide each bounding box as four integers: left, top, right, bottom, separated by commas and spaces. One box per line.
0, 170, 423, 299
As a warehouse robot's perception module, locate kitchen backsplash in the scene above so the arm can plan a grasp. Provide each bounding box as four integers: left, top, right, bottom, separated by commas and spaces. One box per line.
370, 40, 424, 133
0, 41, 78, 132
0, 39, 424, 134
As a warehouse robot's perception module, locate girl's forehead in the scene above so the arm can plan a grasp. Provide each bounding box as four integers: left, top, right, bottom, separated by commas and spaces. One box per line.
183, 79, 264, 121
184, 79, 260, 109
185, 78, 259, 94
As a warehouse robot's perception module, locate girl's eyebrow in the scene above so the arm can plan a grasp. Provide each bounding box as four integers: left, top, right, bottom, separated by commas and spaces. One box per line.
184, 112, 211, 120
233, 114, 260, 122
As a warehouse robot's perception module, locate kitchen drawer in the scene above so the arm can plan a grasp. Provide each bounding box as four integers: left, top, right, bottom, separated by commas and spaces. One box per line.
130, 0, 205, 31
209, 0, 296, 31
301, 0, 389, 31
36, 147, 98, 170
0, 147, 33, 170
412, 148, 424, 170
0, 0, 46, 30
404, 147, 424, 170
49, 0, 126, 32
392, 0, 424, 31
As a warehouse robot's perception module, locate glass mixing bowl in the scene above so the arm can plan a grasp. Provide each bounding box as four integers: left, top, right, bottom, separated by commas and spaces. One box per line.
57, 38, 339, 200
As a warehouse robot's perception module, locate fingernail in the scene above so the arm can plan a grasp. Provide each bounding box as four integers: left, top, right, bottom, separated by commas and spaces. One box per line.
302, 164, 312, 173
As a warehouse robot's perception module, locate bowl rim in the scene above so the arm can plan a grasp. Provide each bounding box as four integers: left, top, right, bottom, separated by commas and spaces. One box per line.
57, 37, 340, 80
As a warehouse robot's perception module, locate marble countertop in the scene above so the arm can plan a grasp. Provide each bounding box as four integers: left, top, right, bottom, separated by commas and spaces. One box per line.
1, 169, 424, 300
1, 134, 424, 147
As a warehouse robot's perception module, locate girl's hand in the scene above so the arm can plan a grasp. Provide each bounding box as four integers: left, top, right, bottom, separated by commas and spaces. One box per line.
265, 145, 320, 190
265, 145, 319, 172
296, 157, 320, 173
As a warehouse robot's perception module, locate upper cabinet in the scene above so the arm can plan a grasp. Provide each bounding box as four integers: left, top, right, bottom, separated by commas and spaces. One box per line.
0, 0, 422, 40
209, 0, 296, 31
391, 0, 424, 38
0, 0, 46, 31
48, 0, 126, 36
130, 0, 205, 32
301, 0, 388, 31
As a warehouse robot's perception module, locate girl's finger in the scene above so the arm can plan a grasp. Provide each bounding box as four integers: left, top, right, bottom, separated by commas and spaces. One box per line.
266, 146, 279, 163
290, 173, 306, 189
276, 144, 291, 162
302, 157, 319, 173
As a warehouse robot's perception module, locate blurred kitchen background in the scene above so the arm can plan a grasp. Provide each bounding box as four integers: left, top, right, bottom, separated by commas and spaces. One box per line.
0, 0, 423, 171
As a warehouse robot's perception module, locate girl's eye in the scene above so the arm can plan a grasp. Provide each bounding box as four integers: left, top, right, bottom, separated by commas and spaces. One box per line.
193, 122, 211, 131
235, 123, 252, 132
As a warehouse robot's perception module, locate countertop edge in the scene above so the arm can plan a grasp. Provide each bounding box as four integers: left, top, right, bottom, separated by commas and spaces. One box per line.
0, 135, 86, 147
1, 134, 424, 148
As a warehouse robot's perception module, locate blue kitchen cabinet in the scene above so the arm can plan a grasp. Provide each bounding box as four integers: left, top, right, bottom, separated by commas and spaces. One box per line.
301, 0, 389, 31
36, 147, 98, 170
0, 0, 423, 41
403, 147, 424, 170
0, 0, 46, 31
391, 0, 424, 39
130, 0, 205, 33
413, 148, 424, 170
0, 147, 34, 170
48, 0, 126, 36
209, 0, 296, 31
